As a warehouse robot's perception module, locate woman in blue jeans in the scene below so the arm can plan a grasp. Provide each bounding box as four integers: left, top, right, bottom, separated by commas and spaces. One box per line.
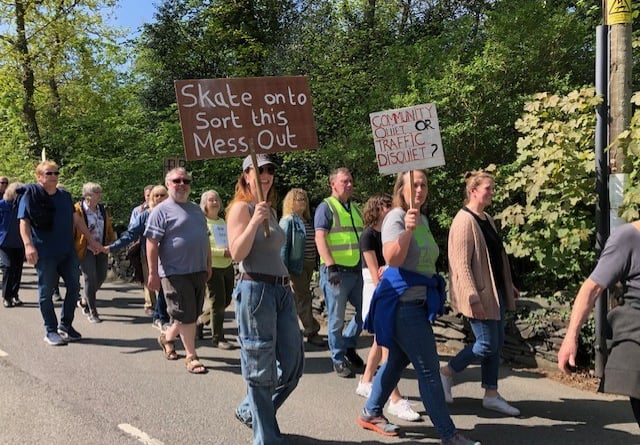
440, 170, 519, 417
227, 154, 304, 445
358, 170, 480, 445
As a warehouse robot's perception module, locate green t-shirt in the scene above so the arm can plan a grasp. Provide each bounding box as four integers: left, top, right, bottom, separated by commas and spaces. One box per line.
381, 207, 439, 300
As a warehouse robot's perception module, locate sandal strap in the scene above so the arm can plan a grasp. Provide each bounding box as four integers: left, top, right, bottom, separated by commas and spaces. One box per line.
186, 355, 201, 365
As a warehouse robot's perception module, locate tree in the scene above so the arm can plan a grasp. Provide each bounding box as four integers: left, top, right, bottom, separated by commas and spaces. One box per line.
0, 0, 121, 159
136, 0, 297, 111
495, 88, 601, 298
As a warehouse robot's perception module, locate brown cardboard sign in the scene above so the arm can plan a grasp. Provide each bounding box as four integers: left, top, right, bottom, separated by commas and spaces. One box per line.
175, 76, 318, 161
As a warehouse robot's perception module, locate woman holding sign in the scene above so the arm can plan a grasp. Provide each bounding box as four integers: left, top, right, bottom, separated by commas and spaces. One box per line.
197, 190, 235, 349
227, 154, 304, 445
357, 170, 480, 445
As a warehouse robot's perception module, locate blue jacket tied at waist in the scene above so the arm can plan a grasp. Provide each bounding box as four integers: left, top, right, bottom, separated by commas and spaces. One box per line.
364, 267, 446, 348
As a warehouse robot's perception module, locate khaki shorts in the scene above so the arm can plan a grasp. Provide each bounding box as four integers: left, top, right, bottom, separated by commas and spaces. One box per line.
161, 272, 207, 324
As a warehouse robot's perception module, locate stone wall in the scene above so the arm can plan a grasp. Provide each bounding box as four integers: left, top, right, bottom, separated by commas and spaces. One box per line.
432, 298, 568, 370
107, 249, 137, 283
109, 261, 567, 370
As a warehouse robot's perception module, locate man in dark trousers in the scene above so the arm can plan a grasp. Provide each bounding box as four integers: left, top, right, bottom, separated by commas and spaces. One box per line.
19, 160, 102, 346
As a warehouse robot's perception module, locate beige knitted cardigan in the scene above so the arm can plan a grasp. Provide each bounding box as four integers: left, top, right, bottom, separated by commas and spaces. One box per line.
447, 209, 515, 320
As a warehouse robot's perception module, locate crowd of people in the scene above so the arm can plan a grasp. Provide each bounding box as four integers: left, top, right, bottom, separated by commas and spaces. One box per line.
1, 157, 638, 445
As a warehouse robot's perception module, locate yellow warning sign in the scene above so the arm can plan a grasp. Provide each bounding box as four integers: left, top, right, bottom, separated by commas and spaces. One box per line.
607, 0, 632, 24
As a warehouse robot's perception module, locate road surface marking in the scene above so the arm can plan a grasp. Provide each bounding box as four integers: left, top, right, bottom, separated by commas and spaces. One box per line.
118, 423, 164, 445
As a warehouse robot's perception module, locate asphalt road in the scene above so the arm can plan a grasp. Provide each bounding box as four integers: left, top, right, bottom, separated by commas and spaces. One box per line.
0, 266, 638, 445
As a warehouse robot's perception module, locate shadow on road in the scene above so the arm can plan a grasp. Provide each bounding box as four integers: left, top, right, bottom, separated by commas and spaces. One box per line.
287, 435, 391, 444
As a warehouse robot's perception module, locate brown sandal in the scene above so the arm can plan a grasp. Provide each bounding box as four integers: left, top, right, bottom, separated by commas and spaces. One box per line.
185, 355, 207, 374
158, 333, 178, 360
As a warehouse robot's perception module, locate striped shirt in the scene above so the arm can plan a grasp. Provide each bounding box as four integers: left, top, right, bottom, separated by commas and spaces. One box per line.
304, 220, 317, 261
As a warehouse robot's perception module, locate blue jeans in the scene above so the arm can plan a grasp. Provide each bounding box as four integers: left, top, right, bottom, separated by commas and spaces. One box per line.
234, 279, 304, 445
319, 265, 363, 364
36, 253, 81, 333
448, 300, 506, 390
365, 302, 457, 441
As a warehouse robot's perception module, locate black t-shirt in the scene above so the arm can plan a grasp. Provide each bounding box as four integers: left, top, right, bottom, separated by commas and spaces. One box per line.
360, 226, 385, 269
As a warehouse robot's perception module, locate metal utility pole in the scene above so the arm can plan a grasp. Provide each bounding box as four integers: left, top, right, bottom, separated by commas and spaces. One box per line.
594, 0, 632, 377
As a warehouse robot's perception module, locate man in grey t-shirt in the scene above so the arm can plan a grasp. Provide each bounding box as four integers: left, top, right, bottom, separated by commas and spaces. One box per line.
145, 167, 211, 373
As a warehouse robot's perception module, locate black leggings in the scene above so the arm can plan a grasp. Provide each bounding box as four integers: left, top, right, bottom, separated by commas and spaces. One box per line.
631, 397, 640, 428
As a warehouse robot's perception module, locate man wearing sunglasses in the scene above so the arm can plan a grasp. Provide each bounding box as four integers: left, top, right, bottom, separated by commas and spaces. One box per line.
18, 160, 103, 346
145, 167, 211, 374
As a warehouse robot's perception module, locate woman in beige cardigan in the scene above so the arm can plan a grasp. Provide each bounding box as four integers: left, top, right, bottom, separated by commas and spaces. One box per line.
440, 171, 520, 416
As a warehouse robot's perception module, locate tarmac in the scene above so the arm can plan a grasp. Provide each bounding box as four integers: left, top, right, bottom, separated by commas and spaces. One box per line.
0, 265, 638, 444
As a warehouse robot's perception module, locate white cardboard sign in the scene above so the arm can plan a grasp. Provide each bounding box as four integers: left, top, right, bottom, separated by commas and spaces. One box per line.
370, 104, 445, 174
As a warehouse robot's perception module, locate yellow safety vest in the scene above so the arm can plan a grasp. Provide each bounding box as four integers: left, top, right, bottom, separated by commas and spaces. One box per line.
322, 196, 363, 267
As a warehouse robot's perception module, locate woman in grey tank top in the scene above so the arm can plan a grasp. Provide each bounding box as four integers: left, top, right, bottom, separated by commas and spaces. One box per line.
226, 154, 304, 445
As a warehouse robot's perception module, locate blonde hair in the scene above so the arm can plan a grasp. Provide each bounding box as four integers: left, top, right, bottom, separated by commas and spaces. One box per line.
3, 182, 23, 201
282, 188, 310, 220
392, 170, 428, 212
149, 185, 167, 209
35, 160, 59, 177
464, 170, 494, 204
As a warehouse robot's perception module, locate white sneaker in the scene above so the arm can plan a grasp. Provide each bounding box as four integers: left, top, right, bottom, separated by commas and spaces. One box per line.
482, 396, 520, 416
387, 398, 421, 422
440, 372, 454, 403
355, 378, 372, 398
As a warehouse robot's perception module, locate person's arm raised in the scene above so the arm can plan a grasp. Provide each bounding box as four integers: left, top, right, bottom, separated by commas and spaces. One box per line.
227, 201, 270, 262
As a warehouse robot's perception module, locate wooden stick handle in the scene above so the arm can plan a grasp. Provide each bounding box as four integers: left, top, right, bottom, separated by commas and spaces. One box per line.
249, 146, 270, 238
409, 170, 415, 210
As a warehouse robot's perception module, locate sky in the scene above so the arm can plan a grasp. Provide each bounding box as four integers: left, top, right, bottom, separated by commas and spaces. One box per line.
105, 0, 158, 37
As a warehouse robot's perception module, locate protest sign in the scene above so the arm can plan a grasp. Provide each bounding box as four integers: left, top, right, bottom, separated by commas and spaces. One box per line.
175, 76, 318, 161
370, 104, 444, 175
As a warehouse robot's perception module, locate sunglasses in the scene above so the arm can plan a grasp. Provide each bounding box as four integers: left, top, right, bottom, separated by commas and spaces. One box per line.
0, 182, 8, 185
251, 165, 275, 175
44, 171, 60, 176
171, 178, 191, 185
154, 193, 167, 198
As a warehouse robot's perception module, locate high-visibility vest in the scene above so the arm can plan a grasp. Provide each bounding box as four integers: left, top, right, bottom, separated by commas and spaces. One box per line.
322, 196, 363, 267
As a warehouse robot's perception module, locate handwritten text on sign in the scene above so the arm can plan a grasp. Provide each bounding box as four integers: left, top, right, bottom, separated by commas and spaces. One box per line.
370, 104, 445, 174
175, 77, 318, 161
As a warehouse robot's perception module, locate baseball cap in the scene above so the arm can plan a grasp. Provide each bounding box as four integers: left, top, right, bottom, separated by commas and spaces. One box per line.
242, 154, 274, 172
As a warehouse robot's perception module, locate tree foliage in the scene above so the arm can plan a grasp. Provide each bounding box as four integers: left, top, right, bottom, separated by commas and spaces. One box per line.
619, 90, 640, 221
1, 0, 638, 292
495, 88, 602, 299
